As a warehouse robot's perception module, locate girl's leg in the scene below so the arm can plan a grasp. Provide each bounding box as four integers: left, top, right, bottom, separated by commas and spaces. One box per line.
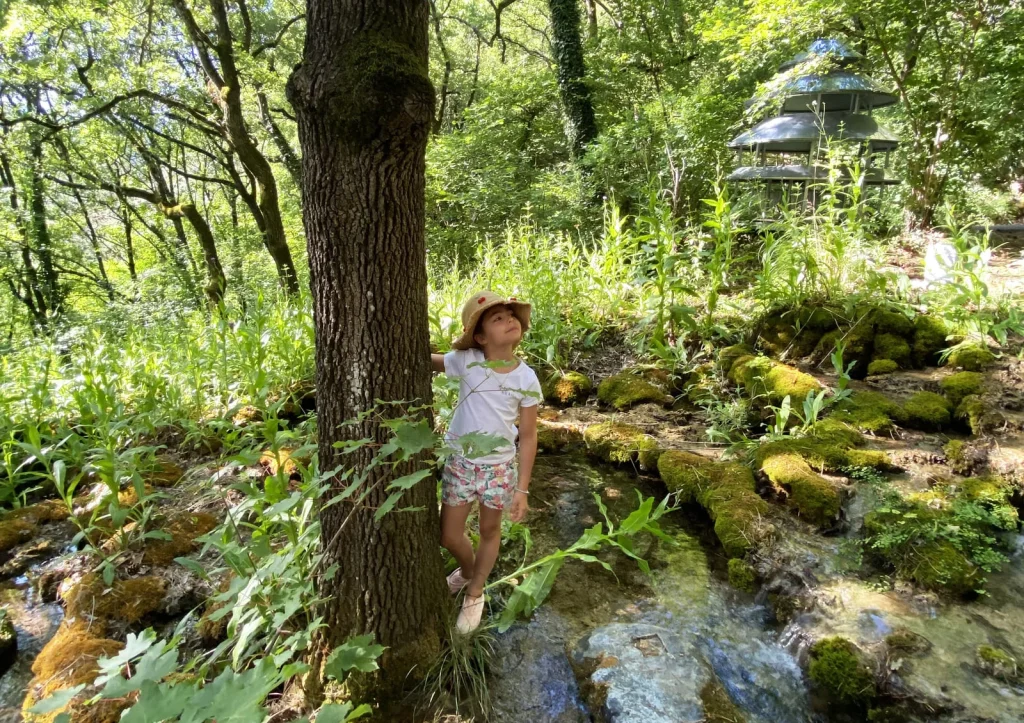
440, 502, 476, 579
466, 504, 503, 597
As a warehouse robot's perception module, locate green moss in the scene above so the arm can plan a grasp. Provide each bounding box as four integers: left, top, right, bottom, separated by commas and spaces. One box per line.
149, 458, 185, 488
885, 628, 931, 657
537, 422, 583, 453
911, 315, 949, 367
815, 320, 875, 379
759, 311, 824, 359
866, 359, 899, 376
142, 512, 219, 567
808, 637, 877, 706
700, 677, 748, 723
755, 419, 891, 472
939, 372, 985, 408
946, 341, 996, 371
873, 310, 915, 337
63, 574, 168, 623
759, 453, 841, 526
832, 391, 908, 433
718, 344, 755, 375
902, 391, 952, 431
542, 371, 593, 406
872, 333, 911, 368
729, 355, 822, 406
977, 645, 1019, 680
0, 517, 37, 554
658, 451, 769, 558
911, 540, 981, 594
583, 422, 661, 470
955, 395, 1005, 435
682, 363, 716, 405
597, 370, 669, 410
727, 558, 757, 593
943, 439, 972, 475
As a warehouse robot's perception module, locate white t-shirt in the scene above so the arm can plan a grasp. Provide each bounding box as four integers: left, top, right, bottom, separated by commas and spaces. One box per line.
443, 349, 542, 465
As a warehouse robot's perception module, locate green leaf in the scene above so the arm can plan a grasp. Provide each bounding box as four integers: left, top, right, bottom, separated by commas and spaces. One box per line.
316, 703, 353, 723
27, 686, 85, 714
324, 634, 386, 681
386, 468, 432, 491
373, 491, 404, 522
391, 420, 438, 460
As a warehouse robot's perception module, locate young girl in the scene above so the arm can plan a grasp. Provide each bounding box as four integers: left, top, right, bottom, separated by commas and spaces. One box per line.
431, 290, 541, 633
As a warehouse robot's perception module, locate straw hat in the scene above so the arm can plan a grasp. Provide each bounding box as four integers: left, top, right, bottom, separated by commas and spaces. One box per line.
451, 290, 531, 351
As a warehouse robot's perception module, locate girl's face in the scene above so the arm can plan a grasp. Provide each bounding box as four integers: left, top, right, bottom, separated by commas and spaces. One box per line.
475, 305, 522, 348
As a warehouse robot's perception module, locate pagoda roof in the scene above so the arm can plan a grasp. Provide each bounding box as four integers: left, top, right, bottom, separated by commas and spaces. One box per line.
726, 164, 898, 185
728, 113, 899, 152
778, 38, 862, 72
745, 71, 897, 113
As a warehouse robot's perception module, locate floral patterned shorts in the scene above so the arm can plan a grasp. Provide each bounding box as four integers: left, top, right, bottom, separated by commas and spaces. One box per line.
441, 455, 518, 511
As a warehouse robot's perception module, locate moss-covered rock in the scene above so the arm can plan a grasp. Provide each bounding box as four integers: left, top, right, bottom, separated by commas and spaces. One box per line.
718, 344, 755, 375
976, 645, 1019, 681
23, 620, 124, 723
142, 511, 219, 567
536, 422, 583, 453
759, 453, 841, 526
149, 458, 185, 488
583, 422, 661, 470
866, 359, 899, 376
954, 395, 1005, 435
943, 439, 976, 475
872, 333, 911, 368
729, 355, 822, 407
597, 370, 670, 410
903, 391, 952, 431
542, 370, 593, 406
873, 309, 915, 337
197, 575, 235, 646
700, 677, 748, 723
885, 628, 931, 657
832, 391, 908, 433
755, 418, 892, 472
939, 371, 985, 408
946, 341, 996, 371
759, 311, 825, 360
658, 451, 769, 558
63, 574, 167, 624
4, 499, 68, 525
808, 637, 877, 706
814, 319, 876, 379
727, 558, 757, 593
0, 517, 37, 554
911, 315, 949, 367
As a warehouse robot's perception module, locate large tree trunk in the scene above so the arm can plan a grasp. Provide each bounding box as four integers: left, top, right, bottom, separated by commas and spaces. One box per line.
548, 0, 599, 158
286, 0, 446, 699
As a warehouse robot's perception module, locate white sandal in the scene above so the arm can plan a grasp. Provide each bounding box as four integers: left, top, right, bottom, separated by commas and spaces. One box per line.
446, 568, 470, 596
456, 594, 485, 633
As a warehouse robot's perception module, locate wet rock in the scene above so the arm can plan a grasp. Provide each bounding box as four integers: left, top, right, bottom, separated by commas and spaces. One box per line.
537, 421, 584, 454
490, 612, 590, 723
572, 622, 708, 723
0, 518, 37, 556
942, 439, 988, 475
955, 394, 1007, 436
976, 644, 1020, 681
0, 613, 16, 677
0, 539, 55, 579
807, 636, 877, 707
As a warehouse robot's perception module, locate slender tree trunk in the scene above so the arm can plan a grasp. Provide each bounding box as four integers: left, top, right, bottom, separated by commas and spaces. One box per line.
28, 140, 64, 317
256, 85, 303, 189
548, 0, 599, 158
583, 0, 598, 41
171, 0, 301, 296
69, 183, 115, 301
287, 0, 446, 699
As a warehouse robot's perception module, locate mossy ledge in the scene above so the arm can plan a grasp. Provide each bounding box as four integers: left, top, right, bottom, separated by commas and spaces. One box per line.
832, 391, 908, 433
759, 453, 841, 527
658, 451, 769, 558
583, 422, 661, 470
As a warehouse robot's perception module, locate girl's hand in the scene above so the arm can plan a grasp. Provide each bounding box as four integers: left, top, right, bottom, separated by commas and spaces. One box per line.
509, 491, 529, 523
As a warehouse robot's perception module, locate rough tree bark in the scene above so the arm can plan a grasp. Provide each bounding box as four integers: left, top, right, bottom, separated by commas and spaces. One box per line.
286, 0, 447, 699
548, 0, 598, 158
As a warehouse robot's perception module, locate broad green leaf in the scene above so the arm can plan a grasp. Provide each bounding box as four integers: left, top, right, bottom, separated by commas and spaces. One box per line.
27, 686, 84, 714
324, 634, 386, 681
385, 468, 432, 491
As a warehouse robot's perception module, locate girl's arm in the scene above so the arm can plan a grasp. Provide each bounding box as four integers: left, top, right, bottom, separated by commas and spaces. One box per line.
431, 353, 445, 374
511, 404, 538, 522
